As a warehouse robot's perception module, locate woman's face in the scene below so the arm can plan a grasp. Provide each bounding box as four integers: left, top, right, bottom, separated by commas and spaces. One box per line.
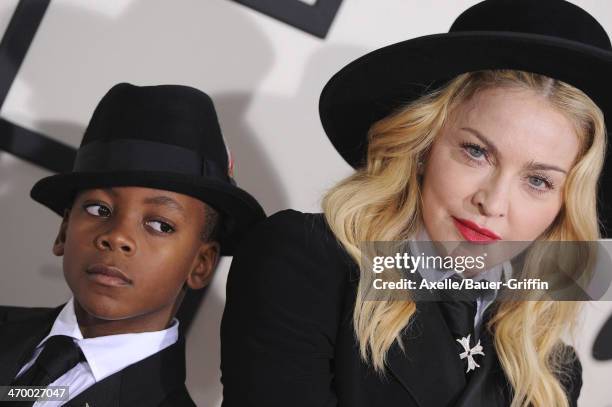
420, 86, 580, 243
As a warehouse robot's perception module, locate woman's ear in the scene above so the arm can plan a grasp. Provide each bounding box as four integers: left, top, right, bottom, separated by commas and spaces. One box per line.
52, 208, 71, 256
417, 150, 431, 176
417, 158, 425, 175
186, 241, 221, 290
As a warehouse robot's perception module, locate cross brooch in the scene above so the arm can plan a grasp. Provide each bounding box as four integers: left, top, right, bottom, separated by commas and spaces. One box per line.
456, 334, 485, 372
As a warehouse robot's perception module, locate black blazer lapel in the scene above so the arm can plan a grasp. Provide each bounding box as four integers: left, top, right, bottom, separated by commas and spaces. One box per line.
0, 306, 61, 385
62, 374, 121, 406
387, 302, 467, 407
66, 338, 193, 407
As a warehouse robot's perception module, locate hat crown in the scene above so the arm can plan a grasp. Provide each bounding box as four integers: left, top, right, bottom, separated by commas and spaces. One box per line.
450, 0, 611, 51
81, 83, 229, 173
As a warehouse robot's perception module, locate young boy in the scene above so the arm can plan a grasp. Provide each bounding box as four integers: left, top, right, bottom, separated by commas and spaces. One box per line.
0, 83, 265, 406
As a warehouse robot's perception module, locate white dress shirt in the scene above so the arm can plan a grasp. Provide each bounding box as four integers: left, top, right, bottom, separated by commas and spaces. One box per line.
16, 298, 179, 406
409, 228, 512, 335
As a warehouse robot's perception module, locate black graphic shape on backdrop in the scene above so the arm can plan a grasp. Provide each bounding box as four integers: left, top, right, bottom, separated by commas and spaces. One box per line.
232, 0, 343, 38
593, 313, 612, 360
0, 0, 49, 105
0, 118, 75, 172
0, 0, 76, 172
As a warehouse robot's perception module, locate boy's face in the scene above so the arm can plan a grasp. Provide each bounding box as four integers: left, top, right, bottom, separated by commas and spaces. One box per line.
53, 186, 219, 332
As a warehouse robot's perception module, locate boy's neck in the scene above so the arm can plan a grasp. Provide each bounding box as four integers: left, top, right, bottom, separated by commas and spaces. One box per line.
74, 301, 175, 338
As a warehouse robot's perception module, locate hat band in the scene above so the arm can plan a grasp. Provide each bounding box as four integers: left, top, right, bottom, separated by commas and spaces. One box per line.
73, 139, 230, 182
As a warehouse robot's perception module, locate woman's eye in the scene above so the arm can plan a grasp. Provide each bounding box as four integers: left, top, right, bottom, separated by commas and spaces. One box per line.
466, 145, 485, 158
84, 204, 111, 217
460, 142, 488, 162
147, 220, 175, 234
528, 175, 554, 191
529, 177, 544, 187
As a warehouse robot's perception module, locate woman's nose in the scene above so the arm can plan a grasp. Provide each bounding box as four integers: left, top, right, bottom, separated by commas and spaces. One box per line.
471, 176, 510, 218
94, 219, 137, 255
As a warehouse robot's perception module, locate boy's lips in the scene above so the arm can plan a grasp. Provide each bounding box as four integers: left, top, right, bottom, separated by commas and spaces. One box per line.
86, 263, 133, 286
452, 217, 502, 243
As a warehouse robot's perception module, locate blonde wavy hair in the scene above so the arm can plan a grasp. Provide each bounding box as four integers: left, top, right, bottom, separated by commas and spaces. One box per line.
322, 70, 607, 407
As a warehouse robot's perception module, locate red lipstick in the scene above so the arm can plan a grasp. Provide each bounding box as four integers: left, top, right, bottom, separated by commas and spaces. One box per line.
86, 264, 132, 287
452, 217, 501, 243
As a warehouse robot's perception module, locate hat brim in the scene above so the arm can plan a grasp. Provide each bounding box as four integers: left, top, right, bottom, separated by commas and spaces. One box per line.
319, 30, 612, 235
30, 171, 266, 255
320, 30, 612, 167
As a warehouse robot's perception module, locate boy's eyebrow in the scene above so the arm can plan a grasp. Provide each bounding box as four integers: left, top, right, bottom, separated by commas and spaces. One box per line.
143, 196, 185, 213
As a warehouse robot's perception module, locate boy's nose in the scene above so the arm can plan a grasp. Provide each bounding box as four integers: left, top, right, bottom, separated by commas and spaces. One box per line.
95, 226, 136, 254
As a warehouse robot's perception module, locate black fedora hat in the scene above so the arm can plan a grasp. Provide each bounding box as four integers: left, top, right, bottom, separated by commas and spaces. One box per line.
31, 83, 265, 255
319, 0, 612, 233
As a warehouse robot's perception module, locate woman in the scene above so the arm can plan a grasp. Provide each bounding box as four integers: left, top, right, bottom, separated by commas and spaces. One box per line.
221, 1, 612, 406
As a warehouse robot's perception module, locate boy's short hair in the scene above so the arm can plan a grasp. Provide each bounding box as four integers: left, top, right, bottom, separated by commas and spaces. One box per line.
201, 204, 222, 243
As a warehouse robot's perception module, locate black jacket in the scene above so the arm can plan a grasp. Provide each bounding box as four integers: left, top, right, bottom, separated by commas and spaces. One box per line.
220, 209, 582, 407
0, 305, 196, 407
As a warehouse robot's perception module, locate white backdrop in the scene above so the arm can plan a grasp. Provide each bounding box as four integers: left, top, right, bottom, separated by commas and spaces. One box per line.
0, 1, 611, 405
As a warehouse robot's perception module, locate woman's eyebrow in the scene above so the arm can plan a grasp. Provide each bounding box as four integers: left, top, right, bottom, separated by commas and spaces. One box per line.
524, 161, 568, 174
461, 127, 568, 174
460, 127, 499, 157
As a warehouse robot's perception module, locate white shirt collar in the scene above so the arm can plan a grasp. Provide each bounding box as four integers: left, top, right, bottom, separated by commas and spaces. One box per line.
38, 298, 179, 382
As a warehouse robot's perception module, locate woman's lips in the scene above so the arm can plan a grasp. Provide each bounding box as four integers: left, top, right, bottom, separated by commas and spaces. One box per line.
452, 217, 501, 243
86, 264, 133, 287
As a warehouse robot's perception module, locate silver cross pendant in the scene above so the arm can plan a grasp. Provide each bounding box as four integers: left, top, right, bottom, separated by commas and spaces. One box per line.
456, 334, 485, 373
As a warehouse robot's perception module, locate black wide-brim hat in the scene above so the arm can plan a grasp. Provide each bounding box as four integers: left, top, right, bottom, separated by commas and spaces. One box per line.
319, 0, 612, 234
31, 83, 265, 255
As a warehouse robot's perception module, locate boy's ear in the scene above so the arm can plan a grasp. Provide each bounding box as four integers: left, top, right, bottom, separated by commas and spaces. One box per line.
186, 241, 220, 290
52, 208, 71, 256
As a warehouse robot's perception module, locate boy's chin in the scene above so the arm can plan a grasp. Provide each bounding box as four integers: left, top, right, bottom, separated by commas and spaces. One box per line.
74, 295, 136, 322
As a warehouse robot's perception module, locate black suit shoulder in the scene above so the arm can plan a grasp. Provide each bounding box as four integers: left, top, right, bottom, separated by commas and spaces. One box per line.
0, 305, 56, 325
159, 384, 196, 406
246, 209, 349, 257
226, 209, 355, 288
221, 209, 355, 407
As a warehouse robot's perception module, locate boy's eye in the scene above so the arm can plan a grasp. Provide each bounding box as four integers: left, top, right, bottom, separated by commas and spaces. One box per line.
146, 220, 175, 234
84, 204, 111, 217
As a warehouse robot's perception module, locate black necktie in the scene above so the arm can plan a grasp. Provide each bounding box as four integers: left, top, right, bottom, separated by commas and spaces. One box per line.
437, 291, 477, 339
436, 274, 491, 373
12, 335, 84, 387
